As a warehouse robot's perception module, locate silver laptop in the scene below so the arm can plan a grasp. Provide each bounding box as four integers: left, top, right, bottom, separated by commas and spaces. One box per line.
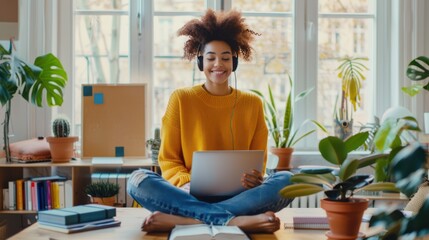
190, 150, 264, 202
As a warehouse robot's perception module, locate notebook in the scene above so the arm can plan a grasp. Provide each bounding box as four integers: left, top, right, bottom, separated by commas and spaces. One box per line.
190, 150, 264, 202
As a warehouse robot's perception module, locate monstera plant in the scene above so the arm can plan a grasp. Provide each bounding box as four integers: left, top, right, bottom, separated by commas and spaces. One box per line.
0, 40, 68, 162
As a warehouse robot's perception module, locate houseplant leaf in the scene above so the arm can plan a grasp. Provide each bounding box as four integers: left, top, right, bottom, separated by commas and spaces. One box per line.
344, 131, 369, 153
391, 142, 426, 181
29, 53, 68, 107
291, 173, 335, 187
406, 56, 429, 81
319, 136, 347, 165
360, 182, 398, 192
279, 183, 324, 198
339, 158, 360, 181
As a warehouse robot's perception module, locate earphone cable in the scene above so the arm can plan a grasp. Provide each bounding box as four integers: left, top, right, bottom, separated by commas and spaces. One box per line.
230, 71, 238, 150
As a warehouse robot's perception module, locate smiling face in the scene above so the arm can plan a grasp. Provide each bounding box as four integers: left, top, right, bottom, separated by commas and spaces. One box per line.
202, 40, 234, 94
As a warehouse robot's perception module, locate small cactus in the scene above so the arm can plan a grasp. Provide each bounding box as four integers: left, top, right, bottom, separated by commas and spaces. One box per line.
146, 128, 161, 150
146, 128, 161, 163
52, 117, 71, 137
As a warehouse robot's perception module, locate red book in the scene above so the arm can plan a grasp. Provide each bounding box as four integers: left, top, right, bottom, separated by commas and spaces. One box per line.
31, 181, 38, 211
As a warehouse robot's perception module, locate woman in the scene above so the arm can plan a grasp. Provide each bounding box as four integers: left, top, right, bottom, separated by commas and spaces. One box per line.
127, 9, 293, 233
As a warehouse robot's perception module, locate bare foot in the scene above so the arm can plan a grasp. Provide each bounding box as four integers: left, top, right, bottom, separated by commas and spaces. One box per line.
227, 211, 280, 233
142, 211, 202, 232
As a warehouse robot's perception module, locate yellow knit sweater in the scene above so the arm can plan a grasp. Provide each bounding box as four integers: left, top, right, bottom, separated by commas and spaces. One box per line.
159, 84, 268, 187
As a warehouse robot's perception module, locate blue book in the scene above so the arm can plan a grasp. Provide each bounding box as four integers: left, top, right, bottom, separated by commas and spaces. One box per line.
38, 219, 121, 233
85, 204, 116, 218
38, 209, 79, 225
38, 204, 117, 225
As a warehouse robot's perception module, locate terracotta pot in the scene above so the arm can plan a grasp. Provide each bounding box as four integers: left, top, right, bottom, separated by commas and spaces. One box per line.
91, 196, 116, 206
321, 198, 368, 240
46, 136, 78, 163
270, 147, 293, 170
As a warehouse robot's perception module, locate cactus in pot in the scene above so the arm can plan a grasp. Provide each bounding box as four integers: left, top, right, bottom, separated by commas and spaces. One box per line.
52, 117, 71, 137
146, 128, 161, 164
46, 116, 79, 163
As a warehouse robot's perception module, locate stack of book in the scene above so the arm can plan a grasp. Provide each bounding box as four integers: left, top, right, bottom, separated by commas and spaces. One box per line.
37, 204, 121, 233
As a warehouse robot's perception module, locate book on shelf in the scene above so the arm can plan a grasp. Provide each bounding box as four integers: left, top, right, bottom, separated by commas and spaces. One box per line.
37, 204, 116, 225
2, 188, 9, 210
168, 224, 250, 240
38, 218, 121, 233
8, 181, 16, 210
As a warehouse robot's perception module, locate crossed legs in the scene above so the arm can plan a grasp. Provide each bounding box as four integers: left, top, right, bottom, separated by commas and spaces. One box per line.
141, 211, 280, 233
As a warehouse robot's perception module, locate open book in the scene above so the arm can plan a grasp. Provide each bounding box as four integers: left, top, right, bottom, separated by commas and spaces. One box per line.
168, 224, 249, 240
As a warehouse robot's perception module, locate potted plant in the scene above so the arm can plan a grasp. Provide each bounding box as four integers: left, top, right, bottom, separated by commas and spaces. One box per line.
251, 74, 327, 170
334, 57, 369, 140
0, 40, 68, 162
280, 131, 398, 239
46, 116, 79, 163
146, 127, 161, 164
84, 181, 119, 206
367, 142, 429, 239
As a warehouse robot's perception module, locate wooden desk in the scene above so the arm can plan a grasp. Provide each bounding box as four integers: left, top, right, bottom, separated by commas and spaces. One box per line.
9, 208, 374, 240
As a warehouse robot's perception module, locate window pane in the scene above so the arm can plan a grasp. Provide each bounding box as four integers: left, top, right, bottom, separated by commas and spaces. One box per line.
154, 16, 194, 56
319, 0, 370, 13
154, 0, 205, 11
153, 15, 197, 127
76, 0, 129, 11
75, 15, 130, 84
235, 16, 292, 92
317, 18, 373, 135
232, 0, 292, 12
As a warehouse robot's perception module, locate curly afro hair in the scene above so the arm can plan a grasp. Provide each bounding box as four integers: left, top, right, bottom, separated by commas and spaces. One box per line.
177, 9, 259, 62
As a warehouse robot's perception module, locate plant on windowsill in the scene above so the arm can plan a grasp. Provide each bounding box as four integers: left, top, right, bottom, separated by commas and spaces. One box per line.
46, 116, 78, 163
334, 57, 369, 140
280, 131, 398, 240
0, 40, 68, 162
84, 181, 120, 207
146, 127, 161, 164
251, 74, 328, 170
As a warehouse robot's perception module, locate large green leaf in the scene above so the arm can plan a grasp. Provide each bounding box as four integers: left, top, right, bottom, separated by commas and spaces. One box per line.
291, 173, 336, 188
30, 53, 68, 107
339, 158, 360, 181
279, 183, 324, 198
406, 56, 429, 81
319, 136, 347, 165
344, 131, 369, 153
391, 142, 426, 181
360, 182, 399, 192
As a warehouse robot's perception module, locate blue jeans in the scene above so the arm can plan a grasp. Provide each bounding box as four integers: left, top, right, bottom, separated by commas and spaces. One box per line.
127, 169, 294, 225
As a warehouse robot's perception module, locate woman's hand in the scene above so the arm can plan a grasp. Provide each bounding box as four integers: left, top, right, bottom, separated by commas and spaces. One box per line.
241, 169, 263, 189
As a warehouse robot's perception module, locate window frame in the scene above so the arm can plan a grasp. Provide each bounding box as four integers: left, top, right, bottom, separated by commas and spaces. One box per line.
17, 0, 426, 155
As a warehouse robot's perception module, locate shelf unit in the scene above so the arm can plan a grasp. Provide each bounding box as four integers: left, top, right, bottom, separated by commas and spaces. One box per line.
0, 157, 157, 214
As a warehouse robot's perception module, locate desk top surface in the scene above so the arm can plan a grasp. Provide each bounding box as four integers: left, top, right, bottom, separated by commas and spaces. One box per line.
9, 207, 375, 240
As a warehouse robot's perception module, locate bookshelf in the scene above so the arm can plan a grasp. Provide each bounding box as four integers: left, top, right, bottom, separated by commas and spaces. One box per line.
0, 157, 157, 214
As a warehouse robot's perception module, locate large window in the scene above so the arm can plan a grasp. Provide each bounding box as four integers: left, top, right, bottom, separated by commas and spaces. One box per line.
73, 0, 383, 151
